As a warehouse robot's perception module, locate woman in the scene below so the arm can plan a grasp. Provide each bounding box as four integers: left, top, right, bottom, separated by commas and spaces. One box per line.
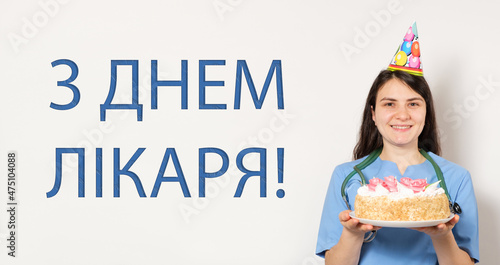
316, 70, 479, 264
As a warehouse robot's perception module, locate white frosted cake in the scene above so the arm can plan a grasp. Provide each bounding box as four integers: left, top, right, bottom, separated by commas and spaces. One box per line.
354, 177, 450, 221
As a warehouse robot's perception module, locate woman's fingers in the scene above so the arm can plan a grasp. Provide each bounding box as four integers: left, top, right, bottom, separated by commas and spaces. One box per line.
411, 214, 460, 238
339, 210, 351, 222
339, 210, 382, 233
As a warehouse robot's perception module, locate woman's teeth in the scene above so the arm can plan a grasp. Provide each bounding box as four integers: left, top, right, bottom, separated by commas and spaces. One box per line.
391, 125, 411, 129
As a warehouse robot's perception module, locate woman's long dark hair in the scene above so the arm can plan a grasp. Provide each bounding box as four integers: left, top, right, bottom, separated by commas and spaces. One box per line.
353, 70, 441, 159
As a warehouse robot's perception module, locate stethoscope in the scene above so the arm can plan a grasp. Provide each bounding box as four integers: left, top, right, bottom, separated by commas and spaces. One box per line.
341, 148, 462, 242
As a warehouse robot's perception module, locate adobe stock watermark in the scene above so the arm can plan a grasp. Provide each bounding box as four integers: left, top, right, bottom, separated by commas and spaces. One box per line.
7, 0, 71, 54
339, 0, 403, 63
442, 74, 500, 131
212, 0, 243, 21
178, 109, 296, 224
57, 65, 169, 176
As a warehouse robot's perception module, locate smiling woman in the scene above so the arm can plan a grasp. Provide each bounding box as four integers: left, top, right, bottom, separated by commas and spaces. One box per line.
316, 21, 483, 265
315, 69, 480, 265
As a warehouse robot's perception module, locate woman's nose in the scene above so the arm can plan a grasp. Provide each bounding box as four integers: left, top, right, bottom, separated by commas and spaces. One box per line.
395, 107, 410, 120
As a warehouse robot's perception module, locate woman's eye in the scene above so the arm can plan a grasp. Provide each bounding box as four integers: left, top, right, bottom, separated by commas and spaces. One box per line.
409, 102, 419, 107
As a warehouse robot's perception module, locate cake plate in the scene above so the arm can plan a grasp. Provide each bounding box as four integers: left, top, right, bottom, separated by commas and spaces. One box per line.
349, 212, 455, 228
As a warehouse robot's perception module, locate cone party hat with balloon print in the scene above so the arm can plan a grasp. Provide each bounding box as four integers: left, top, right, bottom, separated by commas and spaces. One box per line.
388, 21, 423, 76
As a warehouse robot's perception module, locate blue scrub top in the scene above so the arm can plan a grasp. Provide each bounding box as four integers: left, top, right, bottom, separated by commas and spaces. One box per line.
316, 152, 479, 264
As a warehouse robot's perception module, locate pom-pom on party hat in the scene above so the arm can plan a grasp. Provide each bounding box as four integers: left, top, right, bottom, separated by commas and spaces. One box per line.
388, 21, 423, 76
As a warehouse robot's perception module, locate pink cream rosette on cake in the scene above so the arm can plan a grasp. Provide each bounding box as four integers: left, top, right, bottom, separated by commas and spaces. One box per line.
367, 177, 384, 191
382, 176, 398, 192
399, 177, 412, 187
409, 179, 428, 193
366, 177, 429, 194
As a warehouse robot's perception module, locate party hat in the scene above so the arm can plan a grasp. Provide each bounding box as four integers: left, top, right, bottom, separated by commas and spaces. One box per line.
388, 21, 423, 76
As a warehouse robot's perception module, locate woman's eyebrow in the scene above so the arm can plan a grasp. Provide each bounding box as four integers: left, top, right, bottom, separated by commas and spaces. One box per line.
379, 97, 424, 102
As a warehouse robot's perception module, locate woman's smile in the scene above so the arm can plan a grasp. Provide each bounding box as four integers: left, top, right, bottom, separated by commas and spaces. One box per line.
391, 125, 412, 130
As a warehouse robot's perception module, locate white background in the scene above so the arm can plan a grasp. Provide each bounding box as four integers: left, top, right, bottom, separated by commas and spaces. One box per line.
1, 0, 499, 264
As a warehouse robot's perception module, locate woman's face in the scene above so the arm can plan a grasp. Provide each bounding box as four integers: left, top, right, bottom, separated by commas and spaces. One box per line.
371, 78, 426, 150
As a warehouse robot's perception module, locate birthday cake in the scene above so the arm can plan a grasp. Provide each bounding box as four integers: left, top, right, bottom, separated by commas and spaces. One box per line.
354, 177, 450, 221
